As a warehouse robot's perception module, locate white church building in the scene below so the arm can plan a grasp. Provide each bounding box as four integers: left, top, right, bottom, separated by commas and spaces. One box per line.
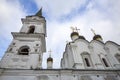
0, 9, 120, 80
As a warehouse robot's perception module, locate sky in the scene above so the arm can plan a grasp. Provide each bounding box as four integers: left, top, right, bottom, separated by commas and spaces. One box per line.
0, 0, 120, 68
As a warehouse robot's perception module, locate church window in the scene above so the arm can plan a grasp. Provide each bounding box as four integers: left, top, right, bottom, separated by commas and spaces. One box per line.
28, 26, 35, 33
81, 52, 92, 68
115, 54, 120, 63
84, 58, 90, 67
102, 58, 109, 67
18, 46, 29, 55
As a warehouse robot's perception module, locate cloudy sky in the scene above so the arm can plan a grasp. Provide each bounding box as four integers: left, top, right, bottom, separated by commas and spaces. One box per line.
0, 0, 120, 68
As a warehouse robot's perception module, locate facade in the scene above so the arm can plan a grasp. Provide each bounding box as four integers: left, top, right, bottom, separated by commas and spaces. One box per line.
0, 9, 120, 80
61, 31, 120, 69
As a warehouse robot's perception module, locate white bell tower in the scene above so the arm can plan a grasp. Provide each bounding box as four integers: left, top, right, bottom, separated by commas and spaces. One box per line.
0, 8, 46, 69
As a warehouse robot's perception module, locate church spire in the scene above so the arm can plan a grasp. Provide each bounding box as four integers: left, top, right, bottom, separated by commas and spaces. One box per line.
35, 8, 43, 17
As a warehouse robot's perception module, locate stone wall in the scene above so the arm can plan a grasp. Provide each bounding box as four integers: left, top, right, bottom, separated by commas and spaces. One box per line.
0, 69, 120, 80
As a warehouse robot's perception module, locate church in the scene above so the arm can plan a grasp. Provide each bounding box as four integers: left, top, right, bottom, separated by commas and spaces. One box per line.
0, 8, 120, 80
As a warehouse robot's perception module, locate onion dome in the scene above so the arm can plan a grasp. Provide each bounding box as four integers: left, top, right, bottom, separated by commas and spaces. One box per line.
47, 57, 53, 62
79, 36, 86, 40
70, 32, 79, 38
93, 34, 103, 41
70, 32, 79, 41
91, 29, 103, 41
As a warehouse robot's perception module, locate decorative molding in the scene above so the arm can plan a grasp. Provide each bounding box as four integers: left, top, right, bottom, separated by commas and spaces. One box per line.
12, 32, 45, 39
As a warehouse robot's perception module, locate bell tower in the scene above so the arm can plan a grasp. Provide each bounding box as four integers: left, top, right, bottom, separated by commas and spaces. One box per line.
0, 8, 46, 69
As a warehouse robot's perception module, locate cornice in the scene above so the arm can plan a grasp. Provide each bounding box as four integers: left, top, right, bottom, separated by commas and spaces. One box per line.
11, 32, 45, 39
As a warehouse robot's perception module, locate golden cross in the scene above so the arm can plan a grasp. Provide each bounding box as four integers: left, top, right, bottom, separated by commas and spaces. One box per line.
75, 27, 80, 32
70, 26, 75, 32
91, 28, 96, 35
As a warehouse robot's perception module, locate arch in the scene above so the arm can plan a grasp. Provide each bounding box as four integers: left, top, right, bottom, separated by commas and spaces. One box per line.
81, 52, 92, 67
115, 53, 120, 63
99, 53, 110, 67
28, 26, 35, 33
85, 58, 90, 67
18, 46, 29, 55
102, 58, 109, 67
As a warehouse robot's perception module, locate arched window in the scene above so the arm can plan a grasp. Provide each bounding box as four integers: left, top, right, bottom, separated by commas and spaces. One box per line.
18, 46, 29, 55
115, 54, 120, 63
28, 26, 35, 33
81, 52, 92, 67
102, 58, 109, 67
84, 58, 90, 67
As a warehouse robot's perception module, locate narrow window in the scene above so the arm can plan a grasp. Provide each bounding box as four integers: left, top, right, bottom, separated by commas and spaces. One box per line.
81, 52, 92, 68
85, 58, 90, 67
28, 26, 35, 33
102, 58, 109, 67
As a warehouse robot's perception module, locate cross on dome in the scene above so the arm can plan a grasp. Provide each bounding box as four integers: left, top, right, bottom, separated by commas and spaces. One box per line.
91, 28, 96, 36
70, 26, 80, 32
48, 49, 52, 57
75, 27, 80, 32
